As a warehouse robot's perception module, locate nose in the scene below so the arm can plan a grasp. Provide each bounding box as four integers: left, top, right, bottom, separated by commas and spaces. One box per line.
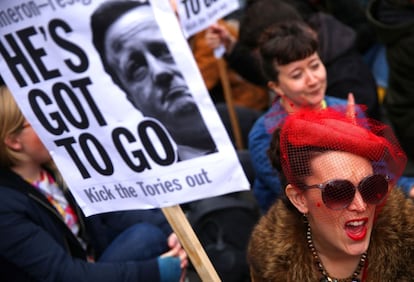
147, 54, 173, 86
305, 69, 318, 85
348, 190, 367, 212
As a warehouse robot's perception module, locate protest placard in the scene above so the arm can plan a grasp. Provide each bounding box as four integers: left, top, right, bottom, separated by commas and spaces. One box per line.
0, 0, 249, 217
0, 2, 252, 280
175, 0, 240, 38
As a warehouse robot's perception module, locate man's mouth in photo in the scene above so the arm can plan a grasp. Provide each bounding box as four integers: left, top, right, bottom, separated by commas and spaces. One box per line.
163, 86, 191, 103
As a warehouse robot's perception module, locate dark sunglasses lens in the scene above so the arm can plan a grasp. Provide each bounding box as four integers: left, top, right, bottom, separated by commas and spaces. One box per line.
359, 175, 388, 204
322, 180, 355, 210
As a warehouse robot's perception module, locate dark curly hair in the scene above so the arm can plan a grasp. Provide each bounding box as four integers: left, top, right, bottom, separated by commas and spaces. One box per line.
258, 20, 318, 83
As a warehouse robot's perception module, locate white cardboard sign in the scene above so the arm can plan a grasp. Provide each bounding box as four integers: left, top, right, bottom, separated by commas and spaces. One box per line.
176, 0, 240, 37
0, 0, 249, 216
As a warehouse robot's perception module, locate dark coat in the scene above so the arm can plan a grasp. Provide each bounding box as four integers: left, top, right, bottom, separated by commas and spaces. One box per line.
248, 188, 414, 281
366, 0, 414, 175
86, 208, 173, 258
0, 169, 159, 282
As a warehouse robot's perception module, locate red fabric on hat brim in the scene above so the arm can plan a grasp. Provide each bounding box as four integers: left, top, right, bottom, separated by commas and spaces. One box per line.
284, 118, 388, 162
279, 107, 407, 183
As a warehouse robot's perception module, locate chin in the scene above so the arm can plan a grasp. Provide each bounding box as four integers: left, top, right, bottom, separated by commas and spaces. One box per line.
312, 95, 324, 105
301, 96, 322, 108
172, 100, 199, 116
345, 231, 371, 255
345, 242, 370, 256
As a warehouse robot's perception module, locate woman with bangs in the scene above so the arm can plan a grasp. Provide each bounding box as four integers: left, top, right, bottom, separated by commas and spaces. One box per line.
247, 20, 358, 212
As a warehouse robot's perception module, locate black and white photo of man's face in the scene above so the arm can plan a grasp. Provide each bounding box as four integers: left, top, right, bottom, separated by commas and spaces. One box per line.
104, 4, 199, 131
92, 1, 217, 160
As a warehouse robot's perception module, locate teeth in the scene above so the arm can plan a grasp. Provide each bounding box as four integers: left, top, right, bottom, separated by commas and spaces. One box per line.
346, 220, 364, 227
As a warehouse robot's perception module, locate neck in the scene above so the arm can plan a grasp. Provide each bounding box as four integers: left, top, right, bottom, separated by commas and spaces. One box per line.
280, 96, 324, 114
317, 251, 364, 279
11, 162, 43, 183
313, 234, 363, 277
280, 97, 297, 113
306, 216, 367, 281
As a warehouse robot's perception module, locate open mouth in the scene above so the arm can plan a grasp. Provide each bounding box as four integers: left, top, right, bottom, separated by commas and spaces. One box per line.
345, 219, 368, 241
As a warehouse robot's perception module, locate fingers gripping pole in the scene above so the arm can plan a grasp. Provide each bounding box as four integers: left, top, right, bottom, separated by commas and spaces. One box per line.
162, 205, 221, 282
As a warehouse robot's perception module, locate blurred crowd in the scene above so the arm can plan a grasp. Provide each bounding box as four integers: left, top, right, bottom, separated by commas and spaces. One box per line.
196, 0, 414, 202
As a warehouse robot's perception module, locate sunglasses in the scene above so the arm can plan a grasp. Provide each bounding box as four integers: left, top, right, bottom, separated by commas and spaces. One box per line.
302, 174, 389, 210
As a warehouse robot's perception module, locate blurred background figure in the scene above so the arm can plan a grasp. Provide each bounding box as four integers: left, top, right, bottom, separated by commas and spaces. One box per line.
366, 0, 414, 197
205, 0, 381, 120
190, 19, 269, 112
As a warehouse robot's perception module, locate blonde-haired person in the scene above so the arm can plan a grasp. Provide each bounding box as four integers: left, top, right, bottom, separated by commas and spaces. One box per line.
0, 85, 187, 282
247, 106, 414, 281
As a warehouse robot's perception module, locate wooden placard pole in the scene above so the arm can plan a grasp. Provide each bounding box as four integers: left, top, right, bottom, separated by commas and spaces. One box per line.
216, 58, 244, 150
162, 205, 221, 282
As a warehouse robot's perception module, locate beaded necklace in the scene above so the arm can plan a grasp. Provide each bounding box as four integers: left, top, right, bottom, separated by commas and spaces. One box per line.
305, 218, 367, 282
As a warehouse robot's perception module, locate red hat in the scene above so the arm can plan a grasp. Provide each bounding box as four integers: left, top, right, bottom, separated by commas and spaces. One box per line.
279, 106, 407, 186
